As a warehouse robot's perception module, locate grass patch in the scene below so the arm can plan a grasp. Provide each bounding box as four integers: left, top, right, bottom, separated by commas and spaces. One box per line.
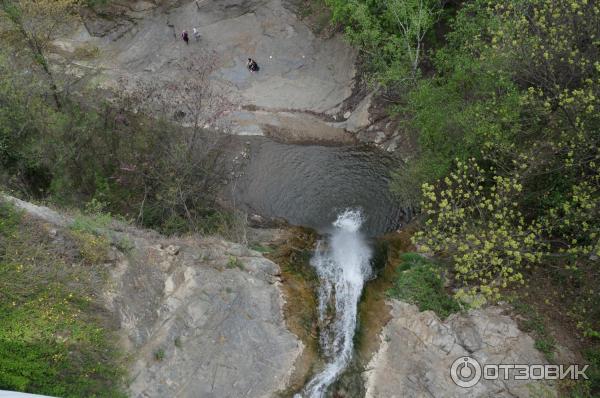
561, 347, 600, 397
70, 207, 113, 235
582, 348, 600, 396
68, 201, 122, 264
387, 252, 460, 319
227, 255, 244, 270
153, 348, 165, 361
69, 214, 111, 265
69, 229, 110, 265
249, 243, 273, 254
0, 200, 125, 397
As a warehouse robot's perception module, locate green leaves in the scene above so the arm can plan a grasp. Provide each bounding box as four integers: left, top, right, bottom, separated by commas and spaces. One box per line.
0, 201, 126, 397
325, 0, 442, 86
413, 159, 545, 305
387, 252, 460, 318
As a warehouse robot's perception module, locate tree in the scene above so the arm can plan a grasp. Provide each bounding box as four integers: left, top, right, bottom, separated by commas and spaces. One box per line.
406, 1, 600, 311
1, 0, 80, 106
385, 0, 441, 79
325, 0, 442, 89
113, 52, 237, 234
413, 159, 546, 307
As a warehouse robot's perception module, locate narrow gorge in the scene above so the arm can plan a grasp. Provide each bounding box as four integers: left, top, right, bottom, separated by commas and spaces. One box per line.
1, 0, 596, 397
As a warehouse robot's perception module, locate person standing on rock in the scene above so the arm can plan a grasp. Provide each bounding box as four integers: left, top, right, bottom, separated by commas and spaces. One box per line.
247, 58, 259, 72
193, 28, 201, 41
181, 30, 189, 45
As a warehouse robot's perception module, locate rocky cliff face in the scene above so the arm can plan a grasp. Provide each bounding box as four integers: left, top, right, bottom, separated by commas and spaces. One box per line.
4, 195, 302, 398
364, 301, 557, 398
109, 235, 302, 398
3, 195, 558, 398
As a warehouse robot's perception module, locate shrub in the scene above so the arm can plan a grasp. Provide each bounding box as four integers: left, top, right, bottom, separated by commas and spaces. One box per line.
227, 256, 243, 270
413, 159, 547, 305
387, 252, 460, 319
69, 229, 110, 265
154, 349, 165, 361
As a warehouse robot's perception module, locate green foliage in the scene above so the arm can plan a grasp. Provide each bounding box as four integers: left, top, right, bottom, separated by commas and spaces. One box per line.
533, 338, 556, 361
0, 201, 125, 397
153, 349, 165, 361
413, 159, 546, 305
391, 1, 523, 203
325, 0, 442, 87
0, 50, 235, 238
69, 229, 110, 265
227, 256, 243, 270
0, 200, 21, 234
387, 252, 460, 319
70, 204, 113, 235
249, 243, 273, 253
68, 200, 116, 264
395, 0, 599, 317
394, 0, 600, 200
582, 348, 600, 395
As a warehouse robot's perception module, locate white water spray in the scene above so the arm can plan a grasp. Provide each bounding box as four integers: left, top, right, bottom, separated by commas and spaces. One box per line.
298, 209, 372, 398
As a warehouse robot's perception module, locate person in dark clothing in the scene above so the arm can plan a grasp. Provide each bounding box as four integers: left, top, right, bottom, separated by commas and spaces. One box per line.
181, 30, 189, 44
247, 58, 259, 72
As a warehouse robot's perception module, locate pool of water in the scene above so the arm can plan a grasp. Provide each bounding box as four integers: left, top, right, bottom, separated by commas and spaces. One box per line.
226, 137, 409, 237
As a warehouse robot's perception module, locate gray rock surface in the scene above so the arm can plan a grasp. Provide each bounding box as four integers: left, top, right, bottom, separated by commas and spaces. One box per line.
4, 195, 302, 398
364, 301, 557, 398
2, 195, 69, 227
335, 92, 373, 133
117, 236, 302, 398
53, 0, 361, 141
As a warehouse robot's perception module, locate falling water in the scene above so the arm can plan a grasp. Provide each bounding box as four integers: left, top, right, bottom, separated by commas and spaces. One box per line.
297, 209, 373, 398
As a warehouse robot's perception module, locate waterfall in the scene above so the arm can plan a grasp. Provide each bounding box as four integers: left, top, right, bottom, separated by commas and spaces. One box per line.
298, 209, 373, 398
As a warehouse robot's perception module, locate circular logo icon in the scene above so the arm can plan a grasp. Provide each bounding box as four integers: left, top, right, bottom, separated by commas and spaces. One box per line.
450, 356, 482, 388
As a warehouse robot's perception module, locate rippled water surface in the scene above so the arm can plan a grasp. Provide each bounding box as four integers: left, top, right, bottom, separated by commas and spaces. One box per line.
230, 137, 408, 236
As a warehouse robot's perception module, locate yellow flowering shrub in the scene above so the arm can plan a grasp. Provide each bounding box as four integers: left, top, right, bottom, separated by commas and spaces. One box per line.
413, 159, 547, 305
414, 155, 599, 307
